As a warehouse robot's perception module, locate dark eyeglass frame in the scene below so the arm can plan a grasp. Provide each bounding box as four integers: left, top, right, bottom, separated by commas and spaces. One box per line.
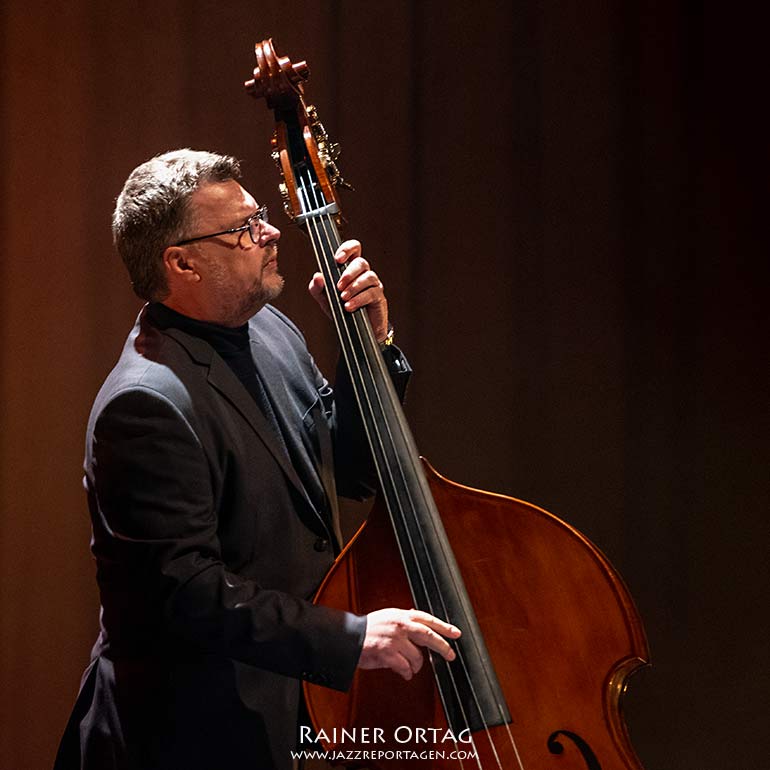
174, 205, 269, 246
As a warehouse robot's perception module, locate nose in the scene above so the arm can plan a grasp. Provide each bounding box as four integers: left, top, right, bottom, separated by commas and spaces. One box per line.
261, 221, 281, 244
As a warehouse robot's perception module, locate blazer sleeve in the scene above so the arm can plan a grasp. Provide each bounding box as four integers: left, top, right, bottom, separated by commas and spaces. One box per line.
89, 386, 366, 691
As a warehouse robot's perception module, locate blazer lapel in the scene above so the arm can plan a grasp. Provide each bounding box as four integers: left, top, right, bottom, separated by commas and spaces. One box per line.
249, 328, 337, 542
249, 336, 323, 491
163, 327, 311, 507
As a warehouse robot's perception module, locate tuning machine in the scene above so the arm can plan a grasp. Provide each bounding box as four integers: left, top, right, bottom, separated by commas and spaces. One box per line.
306, 105, 354, 191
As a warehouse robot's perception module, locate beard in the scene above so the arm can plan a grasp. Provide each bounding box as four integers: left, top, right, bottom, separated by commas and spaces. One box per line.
209, 245, 285, 327
247, 268, 284, 309
250, 243, 284, 305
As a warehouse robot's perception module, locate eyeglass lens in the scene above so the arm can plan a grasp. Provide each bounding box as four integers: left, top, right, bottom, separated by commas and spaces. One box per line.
248, 206, 268, 244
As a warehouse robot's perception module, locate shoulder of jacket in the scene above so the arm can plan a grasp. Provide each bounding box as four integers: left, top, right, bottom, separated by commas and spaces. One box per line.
257, 304, 307, 345
92, 339, 197, 423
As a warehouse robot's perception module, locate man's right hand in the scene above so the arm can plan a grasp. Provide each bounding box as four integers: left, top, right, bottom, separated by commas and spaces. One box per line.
358, 608, 462, 681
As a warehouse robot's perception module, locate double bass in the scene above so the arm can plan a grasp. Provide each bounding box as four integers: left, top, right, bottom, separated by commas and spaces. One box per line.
245, 39, 650, 770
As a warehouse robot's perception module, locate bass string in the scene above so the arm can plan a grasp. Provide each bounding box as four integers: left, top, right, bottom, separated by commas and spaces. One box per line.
296, 175, 440, 609
297, 173, 464, 632
297, 172, 515, 770
296, 172, 520, 770
297, 208, 483, 770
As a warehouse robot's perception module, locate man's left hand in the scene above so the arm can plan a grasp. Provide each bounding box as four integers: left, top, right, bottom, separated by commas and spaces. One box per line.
308, 240, 389, 344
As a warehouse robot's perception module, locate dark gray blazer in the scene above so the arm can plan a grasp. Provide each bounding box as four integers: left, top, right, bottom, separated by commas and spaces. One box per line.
55, 304, 410, 770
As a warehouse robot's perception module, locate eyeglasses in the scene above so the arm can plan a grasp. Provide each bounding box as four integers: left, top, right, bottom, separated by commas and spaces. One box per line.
174, 205, 269, 246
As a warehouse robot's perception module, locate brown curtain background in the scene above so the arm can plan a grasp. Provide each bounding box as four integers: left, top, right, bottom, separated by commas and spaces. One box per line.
1, 2, 766, 768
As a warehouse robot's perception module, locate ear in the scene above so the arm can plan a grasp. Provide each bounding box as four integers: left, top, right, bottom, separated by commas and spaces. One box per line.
162, 245, 201, 284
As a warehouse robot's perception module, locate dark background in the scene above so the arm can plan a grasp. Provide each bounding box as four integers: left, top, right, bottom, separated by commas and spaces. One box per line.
1, 2, 766, 768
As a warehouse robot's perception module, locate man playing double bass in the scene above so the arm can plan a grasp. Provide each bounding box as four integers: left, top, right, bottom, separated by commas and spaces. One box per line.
54, 149, 460, 770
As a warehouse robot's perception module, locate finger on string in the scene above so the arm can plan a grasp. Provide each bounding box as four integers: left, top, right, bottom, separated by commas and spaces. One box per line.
335, 240, 361, 267
409, 610, 462, 638
340, 271, 381, 300
337, 258, 371, 291
343, 287, 384, 312
407, 625, 457, 661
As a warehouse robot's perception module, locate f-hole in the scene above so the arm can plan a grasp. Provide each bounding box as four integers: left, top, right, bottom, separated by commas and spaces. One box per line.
547, 730, 602, 770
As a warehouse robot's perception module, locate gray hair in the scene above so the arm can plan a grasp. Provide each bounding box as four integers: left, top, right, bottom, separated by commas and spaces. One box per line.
112, 149, 241, 301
